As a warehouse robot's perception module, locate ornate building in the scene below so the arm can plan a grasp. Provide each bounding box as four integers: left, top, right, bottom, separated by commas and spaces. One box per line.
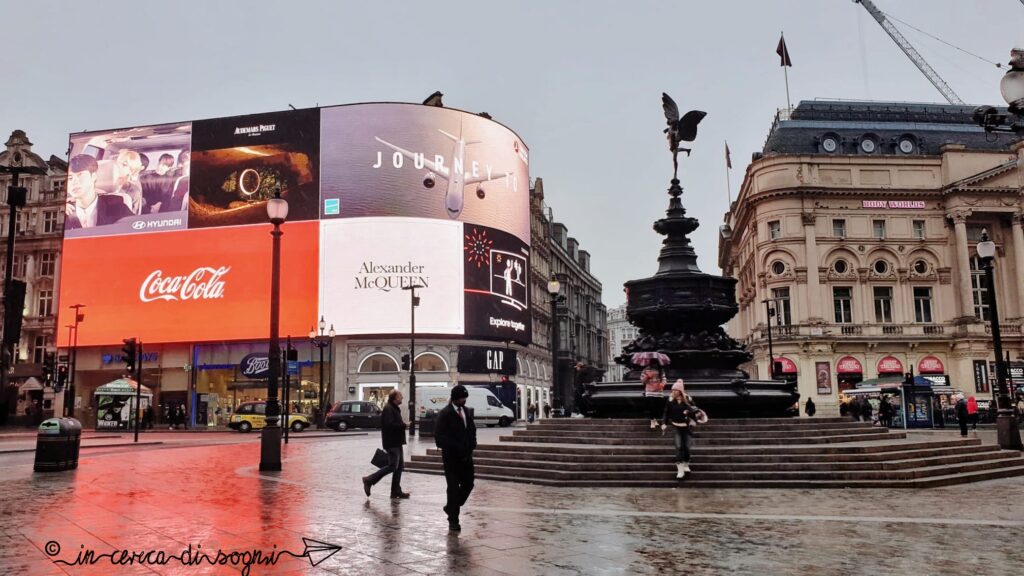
605, 303, 636, 382
719, 101, 1024, 413
0, 131, 67, 417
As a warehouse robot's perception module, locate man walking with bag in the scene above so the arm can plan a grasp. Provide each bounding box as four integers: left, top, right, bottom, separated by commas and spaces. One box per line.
362, 390, 411, 499
435, 385, 476, 531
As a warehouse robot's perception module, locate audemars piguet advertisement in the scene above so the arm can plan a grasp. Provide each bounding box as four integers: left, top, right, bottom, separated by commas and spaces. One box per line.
189, 109, 320, 228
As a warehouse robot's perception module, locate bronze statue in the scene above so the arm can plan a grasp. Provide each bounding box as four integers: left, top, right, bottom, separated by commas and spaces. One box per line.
662, 93, 706, 180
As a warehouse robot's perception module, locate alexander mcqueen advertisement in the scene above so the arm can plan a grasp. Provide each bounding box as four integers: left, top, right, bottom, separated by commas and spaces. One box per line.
319, 104, 530, 243
56, 223, 320, 347
66, 122, 192, 238
463, 224, 531, 342
189, 109, 320, 228
319, 218, 465, 336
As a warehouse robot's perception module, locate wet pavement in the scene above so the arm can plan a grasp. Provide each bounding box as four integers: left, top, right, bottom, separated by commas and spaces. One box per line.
1, 428, 1023, 575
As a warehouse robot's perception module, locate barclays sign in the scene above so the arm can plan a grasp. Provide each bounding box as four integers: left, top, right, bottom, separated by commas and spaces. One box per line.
239, 353, 271, 379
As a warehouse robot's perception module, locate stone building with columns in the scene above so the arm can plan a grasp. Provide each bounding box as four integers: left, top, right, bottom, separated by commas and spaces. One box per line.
719, 100, 1024, 413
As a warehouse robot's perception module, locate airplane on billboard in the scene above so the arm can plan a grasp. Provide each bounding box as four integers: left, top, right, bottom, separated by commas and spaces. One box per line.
374, 122, 511, 219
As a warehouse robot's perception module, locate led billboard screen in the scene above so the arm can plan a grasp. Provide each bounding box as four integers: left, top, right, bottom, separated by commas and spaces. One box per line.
59, 103, 530, 346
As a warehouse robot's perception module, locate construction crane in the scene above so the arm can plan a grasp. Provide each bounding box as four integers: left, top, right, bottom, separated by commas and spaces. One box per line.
853, 0, 965, 105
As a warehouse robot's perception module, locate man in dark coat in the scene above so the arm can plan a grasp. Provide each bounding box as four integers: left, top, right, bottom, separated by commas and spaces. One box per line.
362, 389, 410, 499
435, 384, 476, 531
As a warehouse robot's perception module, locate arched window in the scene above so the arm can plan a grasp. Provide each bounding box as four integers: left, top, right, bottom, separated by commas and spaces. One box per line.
413, 352, 448, 372
358, 353, 399, 373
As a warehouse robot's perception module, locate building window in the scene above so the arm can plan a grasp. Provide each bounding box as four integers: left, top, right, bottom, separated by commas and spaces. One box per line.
37, 289, 53, 317
873, 287, 893, 323
413, 352, 448, 373
771, 287, 792, 326
33, 335, 48, 364
970, 256, 990, 321
768, 220, 781, 240
833, 259, 849, 274
914, 287, 933, 323
12, 254, 26, 278
913, 260, 928, 274
833, 287, 853, 324
39, 252, 55, 277
42, 211, 59, 234
873, 260, 889, 275
358, 353, 399, 373
15, 212, 27, 235
872, 220, 886, 239
832, 219, 846, 238
770, 261, 786, 275
913, 220, 925, 239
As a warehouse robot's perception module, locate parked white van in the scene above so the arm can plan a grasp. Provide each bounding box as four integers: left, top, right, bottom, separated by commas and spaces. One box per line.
417, 385, 515, 427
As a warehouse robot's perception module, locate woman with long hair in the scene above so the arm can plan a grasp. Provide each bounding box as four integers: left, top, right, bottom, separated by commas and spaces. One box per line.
661, 380, 705, 479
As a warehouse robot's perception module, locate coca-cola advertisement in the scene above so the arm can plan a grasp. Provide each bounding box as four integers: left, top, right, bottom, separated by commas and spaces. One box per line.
66, 122, 192, 238
56, 222, 319, 347
189, 109, 321, 229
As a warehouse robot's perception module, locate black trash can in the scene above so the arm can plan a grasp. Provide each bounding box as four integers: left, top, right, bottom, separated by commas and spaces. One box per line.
418, 409, 438, 437
34, 417, 82, 472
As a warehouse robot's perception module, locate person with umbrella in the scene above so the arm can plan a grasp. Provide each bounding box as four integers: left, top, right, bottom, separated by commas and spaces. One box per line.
639, 356, 667, 429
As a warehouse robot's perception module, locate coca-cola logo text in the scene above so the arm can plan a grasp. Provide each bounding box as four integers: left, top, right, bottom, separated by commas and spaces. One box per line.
140, 267, 231, 303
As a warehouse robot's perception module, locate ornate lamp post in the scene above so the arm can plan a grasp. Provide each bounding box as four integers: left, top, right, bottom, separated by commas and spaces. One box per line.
762, 299, 777, 380
309, 316, 335, 428
547, 278, 563, 415
974, 46, 1024, 135
977, 230, 1023, 450
260, 189, 288, 472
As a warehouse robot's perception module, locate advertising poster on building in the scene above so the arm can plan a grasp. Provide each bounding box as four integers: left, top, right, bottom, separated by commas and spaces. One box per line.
57, 222, 320, 346
66, 122, 192, 237
463, 224, 531, 343
815, 362, 832, 395
319, 218, 464, 336
189, 109, 320, 228
319, 104, 530, 243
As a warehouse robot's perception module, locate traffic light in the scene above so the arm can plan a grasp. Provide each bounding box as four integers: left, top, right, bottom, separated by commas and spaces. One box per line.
401, 354, 411, 371
122, 338, 137, 373
42, 351, 56, 383
286, 345, 299, 362
56, 364, 69, 389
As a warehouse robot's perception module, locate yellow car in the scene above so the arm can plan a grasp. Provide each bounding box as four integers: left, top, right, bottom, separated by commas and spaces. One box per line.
229, 401, 311, 433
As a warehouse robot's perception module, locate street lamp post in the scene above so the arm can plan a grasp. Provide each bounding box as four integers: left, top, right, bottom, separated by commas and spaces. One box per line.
401, 284, 424, 436
309, 316, 335, 429
547, 278, 563, 415
762, 299, 777, 380
974, 47, 1024, 135
260, 189, 288, 472
66, 304, 85, 417
977, 230, 1023, 450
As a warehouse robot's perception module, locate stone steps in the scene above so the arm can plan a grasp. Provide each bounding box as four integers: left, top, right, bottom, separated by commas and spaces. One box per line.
500, 431, 908, 445
406, 417, 1024, 488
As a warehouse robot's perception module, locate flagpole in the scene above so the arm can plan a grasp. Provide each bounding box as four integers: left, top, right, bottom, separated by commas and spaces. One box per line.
781, 31, 792, 111
725, 141, 732, 207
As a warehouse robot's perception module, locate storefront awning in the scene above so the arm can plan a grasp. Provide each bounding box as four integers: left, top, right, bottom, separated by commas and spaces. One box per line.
94, 378, 152, 396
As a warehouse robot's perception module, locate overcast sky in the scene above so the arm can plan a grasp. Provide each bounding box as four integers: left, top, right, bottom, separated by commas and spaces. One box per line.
4, 0, 1024, 309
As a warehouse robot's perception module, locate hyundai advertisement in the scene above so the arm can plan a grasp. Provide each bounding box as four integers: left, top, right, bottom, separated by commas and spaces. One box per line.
58, 103, 531, 345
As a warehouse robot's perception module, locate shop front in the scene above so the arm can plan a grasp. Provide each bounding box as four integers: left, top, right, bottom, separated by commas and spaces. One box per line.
877, 356, 904, 378
773, 357, 798, 385
836, 356, 863, 392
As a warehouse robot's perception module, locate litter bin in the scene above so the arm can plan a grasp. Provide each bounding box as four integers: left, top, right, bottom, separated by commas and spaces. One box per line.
34, 418, 82, 472
418, 409, 438, 437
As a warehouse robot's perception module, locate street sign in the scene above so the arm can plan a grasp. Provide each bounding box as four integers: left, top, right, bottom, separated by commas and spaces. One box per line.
239, 353, 271, 379
58, 354, 69, 363
287, 361, 299, 375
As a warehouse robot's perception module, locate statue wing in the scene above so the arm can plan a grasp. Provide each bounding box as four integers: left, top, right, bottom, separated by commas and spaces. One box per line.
677, 110, 707, 142
661, 93, 680, 125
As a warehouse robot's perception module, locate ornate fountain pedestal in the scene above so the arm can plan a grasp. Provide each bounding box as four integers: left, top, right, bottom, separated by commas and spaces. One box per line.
584, 179, 798, 417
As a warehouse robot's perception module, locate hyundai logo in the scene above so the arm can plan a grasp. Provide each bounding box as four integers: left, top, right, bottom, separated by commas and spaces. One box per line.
131, 220, 146, 230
